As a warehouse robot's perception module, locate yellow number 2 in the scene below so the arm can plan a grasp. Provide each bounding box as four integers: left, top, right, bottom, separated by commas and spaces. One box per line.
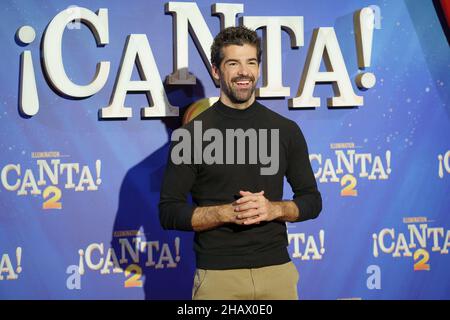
340, 174, 358, 197
124, 264, 143, 288
42, 186, 62, 209
413, 249, 430, 271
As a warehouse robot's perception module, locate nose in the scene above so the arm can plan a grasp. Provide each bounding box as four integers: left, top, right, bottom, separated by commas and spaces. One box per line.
237, 64, 250, 77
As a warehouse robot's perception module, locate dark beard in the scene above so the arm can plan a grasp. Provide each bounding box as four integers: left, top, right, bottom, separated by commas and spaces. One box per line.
223, 76, 256, 104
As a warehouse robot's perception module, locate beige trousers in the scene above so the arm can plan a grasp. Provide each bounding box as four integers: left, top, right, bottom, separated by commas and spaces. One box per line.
192, 261, 299, 300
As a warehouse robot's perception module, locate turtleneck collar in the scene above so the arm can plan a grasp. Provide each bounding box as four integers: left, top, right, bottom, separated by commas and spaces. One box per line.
213, 99, 258, 119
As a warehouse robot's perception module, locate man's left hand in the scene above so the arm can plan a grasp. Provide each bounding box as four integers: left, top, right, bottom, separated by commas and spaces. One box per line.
234, 190, 282, 225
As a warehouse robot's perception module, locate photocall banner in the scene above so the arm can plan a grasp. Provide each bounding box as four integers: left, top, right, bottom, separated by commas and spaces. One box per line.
0, 0, 449, 299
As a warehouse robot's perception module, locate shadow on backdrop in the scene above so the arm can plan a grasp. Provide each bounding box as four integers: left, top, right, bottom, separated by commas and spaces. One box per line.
110, 73, 206, 299
405, 0, 450, 117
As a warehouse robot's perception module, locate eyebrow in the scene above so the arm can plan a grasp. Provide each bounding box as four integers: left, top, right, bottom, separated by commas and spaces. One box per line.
224, 58, 258, 64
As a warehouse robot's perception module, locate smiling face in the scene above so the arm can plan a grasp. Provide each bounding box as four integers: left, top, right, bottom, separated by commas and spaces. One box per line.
212, 44, 260, 109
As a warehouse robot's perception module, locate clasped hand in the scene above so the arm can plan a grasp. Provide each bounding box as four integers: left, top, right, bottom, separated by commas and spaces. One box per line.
232, 190, 281, 225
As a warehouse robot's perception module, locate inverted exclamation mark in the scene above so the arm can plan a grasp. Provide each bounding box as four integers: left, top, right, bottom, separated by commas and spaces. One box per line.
319, 230, 325, 255
16, 247, 22, 274
372, 233, 379, 258
174, 237, 180, 263
354, 7, 376, 90
16, 26, 39, 117
78, 249, 85, 275
438, 154, 443, 178
96, 160, 102, 185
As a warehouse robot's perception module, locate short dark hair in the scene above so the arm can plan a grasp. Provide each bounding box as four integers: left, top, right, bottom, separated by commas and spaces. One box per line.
211, 26, 262, 67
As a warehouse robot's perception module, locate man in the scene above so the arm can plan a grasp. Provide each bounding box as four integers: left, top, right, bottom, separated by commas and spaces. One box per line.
159, 26, 322, 300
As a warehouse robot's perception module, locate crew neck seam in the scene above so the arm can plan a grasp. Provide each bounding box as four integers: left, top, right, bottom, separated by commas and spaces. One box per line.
213, 101, 260, 119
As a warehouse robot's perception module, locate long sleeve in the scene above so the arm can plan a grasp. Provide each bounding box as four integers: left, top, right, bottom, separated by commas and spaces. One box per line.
285, 122, 322, 222
158, 140, 197, 231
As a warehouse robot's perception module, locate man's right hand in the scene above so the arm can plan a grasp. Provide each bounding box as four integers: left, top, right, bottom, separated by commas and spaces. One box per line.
192, 198, 261, 232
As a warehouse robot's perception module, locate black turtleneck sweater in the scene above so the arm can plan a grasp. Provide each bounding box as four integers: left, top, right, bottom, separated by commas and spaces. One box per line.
159, 100, 322, 269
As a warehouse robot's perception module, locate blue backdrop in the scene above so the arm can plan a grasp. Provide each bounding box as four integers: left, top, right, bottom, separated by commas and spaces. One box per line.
0, 0, 449, 299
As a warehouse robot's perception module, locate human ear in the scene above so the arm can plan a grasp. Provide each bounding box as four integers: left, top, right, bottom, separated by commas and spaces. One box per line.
211, 64, 221, 81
